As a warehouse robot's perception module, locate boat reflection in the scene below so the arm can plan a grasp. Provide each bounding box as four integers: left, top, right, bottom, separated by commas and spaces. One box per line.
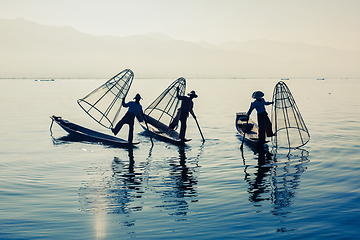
242, 144, 309, 217
51, 134, 84, 145
50, 134, 135, 148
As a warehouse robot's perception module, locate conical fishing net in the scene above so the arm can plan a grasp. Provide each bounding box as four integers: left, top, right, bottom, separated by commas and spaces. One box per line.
271, 81, 310, 149
144, 77, 186, 129
77, 69, 134, 129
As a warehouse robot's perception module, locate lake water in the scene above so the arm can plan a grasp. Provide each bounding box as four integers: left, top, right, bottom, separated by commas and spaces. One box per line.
0, 77, 359, 239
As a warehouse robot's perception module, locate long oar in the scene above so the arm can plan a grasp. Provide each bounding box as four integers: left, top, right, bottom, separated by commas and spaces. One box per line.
193, 114, 205, 142
240, 119, 248, 150
143, 114, 154, 147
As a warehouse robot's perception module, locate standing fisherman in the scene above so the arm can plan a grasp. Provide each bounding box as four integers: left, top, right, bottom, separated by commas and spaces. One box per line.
169, 87, 198, 141
111, 93, 144, 144
246, 91, 275, 145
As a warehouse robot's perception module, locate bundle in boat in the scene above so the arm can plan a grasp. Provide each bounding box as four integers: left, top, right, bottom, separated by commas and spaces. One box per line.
140, 77, 186, 143
77, 69, 134, 129
271, 81, 310, 149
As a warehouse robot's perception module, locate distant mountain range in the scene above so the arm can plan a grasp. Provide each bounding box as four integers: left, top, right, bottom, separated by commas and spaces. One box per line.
1, 18, 359, 78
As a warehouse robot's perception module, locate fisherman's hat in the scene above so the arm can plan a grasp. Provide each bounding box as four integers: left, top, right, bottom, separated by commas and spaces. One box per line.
252, 91, 264, 99
134, 93, 142, 100
188, 90, 198, 98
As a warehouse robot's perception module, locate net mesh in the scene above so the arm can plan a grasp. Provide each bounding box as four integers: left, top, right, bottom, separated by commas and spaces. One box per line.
271, 81, 310, 149
144, 77, 186, 129
77, 69, 134, 129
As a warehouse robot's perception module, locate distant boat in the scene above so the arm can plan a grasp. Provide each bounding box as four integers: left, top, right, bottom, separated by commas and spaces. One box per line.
317, 78, 325, 80
35, 79, 54, 81
281, 78, 289, 80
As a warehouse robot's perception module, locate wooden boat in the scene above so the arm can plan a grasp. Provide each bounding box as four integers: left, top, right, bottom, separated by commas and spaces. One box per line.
139, 115, 191, 145
235, 112, 269, 146
50, 115, 138, 147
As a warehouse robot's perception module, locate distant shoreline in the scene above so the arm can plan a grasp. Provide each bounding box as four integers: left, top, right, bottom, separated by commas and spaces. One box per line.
0, 77, 358, 80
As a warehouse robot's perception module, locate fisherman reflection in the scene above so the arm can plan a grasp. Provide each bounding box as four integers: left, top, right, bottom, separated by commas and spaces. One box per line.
78, 148, 144, 216
244, 147, 309, 217
245, 148, 272, 203
155, 146, 198, 218
111, 148, 144, 212
177, 146, 198, 197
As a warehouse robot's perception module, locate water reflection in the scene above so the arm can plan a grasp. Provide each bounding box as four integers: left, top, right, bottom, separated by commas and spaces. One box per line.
78, 148, 146, 215
242, 145, 309, 217
50, 134, 135, 149
110, 148, 145, 214
78, 148, 147, 238
270, 148, 309, 216
153, 145, 200, 219
244, 148, 273, 203
79, 144, 201, 229
51, 134, 84, 145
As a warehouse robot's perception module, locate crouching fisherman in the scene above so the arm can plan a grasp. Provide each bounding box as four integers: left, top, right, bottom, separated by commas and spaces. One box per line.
111, 93, 144, 144
246, 91, 275, 145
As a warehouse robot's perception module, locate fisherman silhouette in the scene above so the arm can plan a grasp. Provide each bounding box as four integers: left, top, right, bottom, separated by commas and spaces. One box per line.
246, 91, 275, 145
111, 93, 144, 143
169, 87, 198, 141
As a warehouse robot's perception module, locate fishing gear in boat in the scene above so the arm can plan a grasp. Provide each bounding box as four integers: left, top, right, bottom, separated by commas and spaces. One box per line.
139, 77, 189, 144
77, 69, 134, 129
236, 112, 268, 148
271, 81, 310, 149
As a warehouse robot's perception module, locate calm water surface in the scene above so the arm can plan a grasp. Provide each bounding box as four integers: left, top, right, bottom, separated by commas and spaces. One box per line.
0, 78, 359, 239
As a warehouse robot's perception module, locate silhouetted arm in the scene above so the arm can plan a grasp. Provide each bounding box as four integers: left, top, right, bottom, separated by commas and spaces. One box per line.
246, 102, 255, 121
122, 98, 128, 107
176, 86, 180, 98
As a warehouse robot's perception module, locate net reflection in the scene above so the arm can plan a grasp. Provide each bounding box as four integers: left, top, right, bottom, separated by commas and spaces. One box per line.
153, 145, 200, 219
243, 146, 309, 216
270, 148, 309, 216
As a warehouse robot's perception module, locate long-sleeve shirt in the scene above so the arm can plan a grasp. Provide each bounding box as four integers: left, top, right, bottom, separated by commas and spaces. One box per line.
178, 96, 194, 118
247, 98, 272, 116
123, 101, 143, 121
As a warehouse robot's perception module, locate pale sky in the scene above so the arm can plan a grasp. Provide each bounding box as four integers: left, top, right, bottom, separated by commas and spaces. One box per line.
1, 0, 360, 51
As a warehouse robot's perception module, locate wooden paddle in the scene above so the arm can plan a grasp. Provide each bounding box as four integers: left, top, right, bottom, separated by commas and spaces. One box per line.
240, 119, 248, 150
142, 113, 154, 147
193, 113, 205, 142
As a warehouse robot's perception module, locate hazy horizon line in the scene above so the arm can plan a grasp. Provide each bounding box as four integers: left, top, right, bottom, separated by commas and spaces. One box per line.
1, 77, 358, 80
